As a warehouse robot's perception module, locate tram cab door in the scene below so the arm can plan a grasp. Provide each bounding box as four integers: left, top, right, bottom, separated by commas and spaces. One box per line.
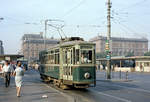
63, 48, 73, 81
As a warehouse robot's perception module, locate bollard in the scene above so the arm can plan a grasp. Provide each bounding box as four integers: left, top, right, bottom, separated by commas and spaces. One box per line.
126, 71, 128, 80
111, 69, 114, 79
119, 70, 121, 79
105, 71, 106, 79
74, 98, 76, 102
74, 97, 77, 102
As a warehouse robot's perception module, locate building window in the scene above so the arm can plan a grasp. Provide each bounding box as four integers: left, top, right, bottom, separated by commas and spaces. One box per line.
144, 62, 150, 67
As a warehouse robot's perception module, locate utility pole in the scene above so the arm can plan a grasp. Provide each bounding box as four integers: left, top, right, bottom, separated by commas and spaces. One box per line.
106, 0, 111, 79
44, 20, 48, 50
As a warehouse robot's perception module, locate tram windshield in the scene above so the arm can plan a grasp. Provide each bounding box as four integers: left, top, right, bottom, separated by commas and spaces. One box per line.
81, 50, 92, 64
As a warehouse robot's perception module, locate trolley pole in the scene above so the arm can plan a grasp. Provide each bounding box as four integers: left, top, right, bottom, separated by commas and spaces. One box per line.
106, 0, 111, 79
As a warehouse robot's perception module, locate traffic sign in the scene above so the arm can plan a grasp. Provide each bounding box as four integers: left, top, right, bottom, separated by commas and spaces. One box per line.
106, 55, 111, 60
105, 42, 110, 51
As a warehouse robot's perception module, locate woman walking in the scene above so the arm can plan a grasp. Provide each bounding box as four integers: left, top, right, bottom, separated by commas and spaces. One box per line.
13, 61, 24, 97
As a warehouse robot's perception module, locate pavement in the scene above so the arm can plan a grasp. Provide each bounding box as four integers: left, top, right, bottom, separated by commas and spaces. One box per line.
1, 69, 150, 102
0, 69, 71, 102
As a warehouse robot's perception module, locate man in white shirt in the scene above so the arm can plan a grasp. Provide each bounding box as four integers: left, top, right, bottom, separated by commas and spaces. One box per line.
2, 60, 13, 87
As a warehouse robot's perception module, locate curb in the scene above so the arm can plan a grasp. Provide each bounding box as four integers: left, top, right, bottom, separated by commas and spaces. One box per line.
96, 79, 133, 82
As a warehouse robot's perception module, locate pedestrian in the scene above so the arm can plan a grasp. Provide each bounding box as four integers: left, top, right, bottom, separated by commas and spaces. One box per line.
2, 60, 14, 87
13, 61, 24, 97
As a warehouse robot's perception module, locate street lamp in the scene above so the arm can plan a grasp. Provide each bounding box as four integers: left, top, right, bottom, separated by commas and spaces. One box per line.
0, 18, 4, 22
44, 19, 65, 50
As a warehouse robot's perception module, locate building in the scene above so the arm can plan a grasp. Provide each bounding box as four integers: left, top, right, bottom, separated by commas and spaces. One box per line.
0, 40, 4, 55
90, 36, 148, 56
96, 56, 150, 72
21, 33, 59, 62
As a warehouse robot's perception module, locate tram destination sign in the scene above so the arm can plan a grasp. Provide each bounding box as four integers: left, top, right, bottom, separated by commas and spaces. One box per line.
81, 46, 92, 49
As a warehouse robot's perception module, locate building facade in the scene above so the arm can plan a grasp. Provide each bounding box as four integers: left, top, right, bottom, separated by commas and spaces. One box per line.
90, 36, 148, 56
0, 40, 4, 55
21, 33, 59, 62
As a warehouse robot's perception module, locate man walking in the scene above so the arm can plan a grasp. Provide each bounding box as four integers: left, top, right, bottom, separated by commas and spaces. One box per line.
2, 60, 13, 87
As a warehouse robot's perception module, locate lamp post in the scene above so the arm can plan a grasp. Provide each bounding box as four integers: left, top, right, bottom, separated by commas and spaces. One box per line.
44, 19, 50, 50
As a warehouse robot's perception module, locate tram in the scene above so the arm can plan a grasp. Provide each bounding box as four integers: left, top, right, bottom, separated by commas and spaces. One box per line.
38, 37, 96, 89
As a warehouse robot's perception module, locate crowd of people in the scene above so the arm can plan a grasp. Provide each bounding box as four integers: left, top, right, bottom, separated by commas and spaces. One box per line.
1, 60, 24, 97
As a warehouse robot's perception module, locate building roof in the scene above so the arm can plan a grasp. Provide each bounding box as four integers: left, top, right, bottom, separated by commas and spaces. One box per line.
22, 34, 43, 40
90, 36, 148, 42
0, 54, 24, 61
0, 54, 23, 57
22, 34, 59, 44
23, 39, 59, 44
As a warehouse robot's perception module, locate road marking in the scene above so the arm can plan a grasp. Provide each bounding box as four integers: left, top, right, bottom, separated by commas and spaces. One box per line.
111, 84, 150, 94
96, 81, 150, 94
96, 91, 132, 102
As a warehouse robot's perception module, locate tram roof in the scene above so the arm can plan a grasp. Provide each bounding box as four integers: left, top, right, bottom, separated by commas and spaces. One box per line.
60, 40, 95, 46
47, 40, 95, 50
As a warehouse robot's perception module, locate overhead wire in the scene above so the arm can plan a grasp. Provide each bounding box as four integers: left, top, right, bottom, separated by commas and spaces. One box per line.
112, 17, 145, 38
62, 0, 87, 19
112, 19, 129, 35
117, 0, 148, 11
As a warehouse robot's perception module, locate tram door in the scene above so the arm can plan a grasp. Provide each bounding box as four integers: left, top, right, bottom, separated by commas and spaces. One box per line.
63, 48, 73, 81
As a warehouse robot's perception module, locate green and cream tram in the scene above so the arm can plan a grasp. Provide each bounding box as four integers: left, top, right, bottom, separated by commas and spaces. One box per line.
39, 37, 96, 89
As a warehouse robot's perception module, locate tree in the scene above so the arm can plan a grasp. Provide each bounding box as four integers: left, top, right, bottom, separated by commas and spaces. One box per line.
125, 51, 134, 57
144, 51, 150, 56
96, 52, 107, 59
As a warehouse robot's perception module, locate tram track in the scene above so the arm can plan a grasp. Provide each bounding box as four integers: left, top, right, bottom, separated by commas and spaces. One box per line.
43, 79, 150, 102
90, 80, 150, 102
96, 80, 150, 94
48, 82, 95, 102
33, 70, 150, 102
43, 81, 132, 102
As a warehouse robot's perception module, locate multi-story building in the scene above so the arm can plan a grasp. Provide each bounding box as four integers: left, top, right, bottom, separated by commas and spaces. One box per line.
0, 40, 4, 55
21, 33, 59, 61
90, 36, 148, 56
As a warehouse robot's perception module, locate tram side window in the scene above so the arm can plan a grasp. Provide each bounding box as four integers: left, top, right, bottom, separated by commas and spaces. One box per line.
81, 50, 92, 64
46, 56, 49, 64
55, 53, 59, 64
50, 55, 54, 64
63, 51, 67, 64
76, 49, 79, 64
73, 48, 75, 64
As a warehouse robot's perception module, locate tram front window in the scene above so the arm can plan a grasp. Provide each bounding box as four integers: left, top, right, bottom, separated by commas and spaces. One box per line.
81, 50, 92, 64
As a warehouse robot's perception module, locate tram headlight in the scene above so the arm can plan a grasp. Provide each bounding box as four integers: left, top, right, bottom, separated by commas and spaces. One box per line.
84, 72, 90, 79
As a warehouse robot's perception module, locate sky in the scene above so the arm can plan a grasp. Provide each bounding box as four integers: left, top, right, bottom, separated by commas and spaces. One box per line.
0, 0, 150, 54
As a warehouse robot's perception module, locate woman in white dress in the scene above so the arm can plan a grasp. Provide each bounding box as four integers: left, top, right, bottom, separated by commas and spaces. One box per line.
13, 61, 24, 97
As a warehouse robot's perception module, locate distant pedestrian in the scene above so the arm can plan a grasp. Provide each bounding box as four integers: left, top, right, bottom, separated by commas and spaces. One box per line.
2, 60, 14, 87
10, 61, 16, 71
13, 61, 24, 97
140, 64, 144, 72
